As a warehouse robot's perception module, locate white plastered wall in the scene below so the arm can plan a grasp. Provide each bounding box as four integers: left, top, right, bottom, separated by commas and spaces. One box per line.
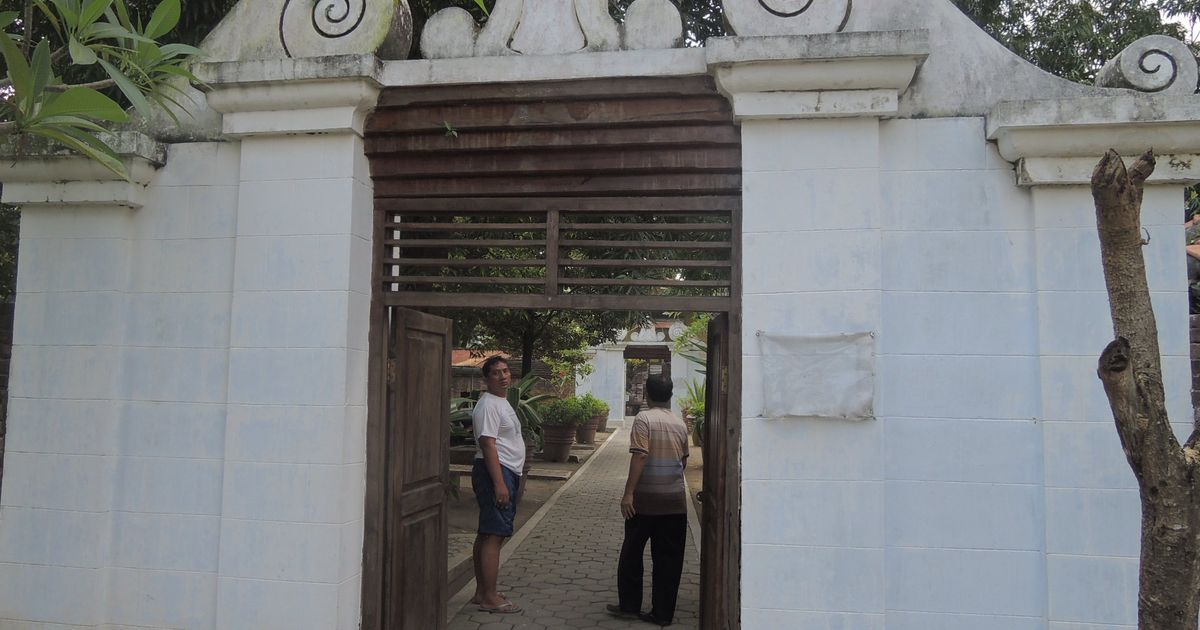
0, 117, 373, 627
737, 114, 1192, 629
576, 345, 626, 422
0, 143, 241, 628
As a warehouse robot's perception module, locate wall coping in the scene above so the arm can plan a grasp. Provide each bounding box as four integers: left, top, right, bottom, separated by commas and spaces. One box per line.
705, 30, 929, 66
706, 30, 929, 120
0, 131, 165, 208
200, 72, 382, 137
193, 54, 384, 88
986, 94, 1200, 185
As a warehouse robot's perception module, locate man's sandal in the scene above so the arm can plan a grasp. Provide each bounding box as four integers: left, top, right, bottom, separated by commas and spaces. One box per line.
478, 601, 522, 614
469, 593, 507, 605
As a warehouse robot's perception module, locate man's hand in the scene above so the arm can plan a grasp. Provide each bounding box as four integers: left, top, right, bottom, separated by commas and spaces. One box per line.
620, 493, 636, 519
494, 482, 510, 509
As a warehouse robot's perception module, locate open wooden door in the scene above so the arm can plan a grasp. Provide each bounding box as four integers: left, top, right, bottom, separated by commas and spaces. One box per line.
700, 313, 736, 629
364, 308, 452, 630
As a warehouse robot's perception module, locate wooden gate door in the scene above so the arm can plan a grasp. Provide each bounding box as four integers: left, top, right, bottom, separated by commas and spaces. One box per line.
366, 308, 452, 630
701, 314, 732, 629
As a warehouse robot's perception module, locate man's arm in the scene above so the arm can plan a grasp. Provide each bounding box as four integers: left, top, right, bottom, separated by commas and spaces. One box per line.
478, 436, 510, 508
621, 452, 647, 519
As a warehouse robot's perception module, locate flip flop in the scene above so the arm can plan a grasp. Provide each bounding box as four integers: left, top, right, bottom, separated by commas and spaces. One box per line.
478, 601, 522, 614
470, 592, 507, 605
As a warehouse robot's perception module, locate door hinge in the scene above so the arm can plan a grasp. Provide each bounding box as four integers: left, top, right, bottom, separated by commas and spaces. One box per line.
387, 358, 396, 384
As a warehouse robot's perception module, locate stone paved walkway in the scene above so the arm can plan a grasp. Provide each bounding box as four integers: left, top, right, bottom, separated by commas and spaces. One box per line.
447, 425, 700, 629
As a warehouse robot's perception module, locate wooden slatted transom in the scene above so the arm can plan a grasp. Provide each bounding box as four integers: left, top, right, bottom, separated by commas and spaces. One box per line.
366, 76, 741, 312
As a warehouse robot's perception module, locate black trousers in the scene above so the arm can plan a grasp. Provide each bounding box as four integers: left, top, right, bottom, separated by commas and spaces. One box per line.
617, 513, 687, 622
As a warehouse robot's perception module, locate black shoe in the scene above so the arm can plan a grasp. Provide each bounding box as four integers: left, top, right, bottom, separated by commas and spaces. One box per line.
606, 604, 640, 619
638, 611, 672, 627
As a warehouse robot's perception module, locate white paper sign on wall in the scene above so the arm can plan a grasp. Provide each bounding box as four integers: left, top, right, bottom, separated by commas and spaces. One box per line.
758, 332, 875, 420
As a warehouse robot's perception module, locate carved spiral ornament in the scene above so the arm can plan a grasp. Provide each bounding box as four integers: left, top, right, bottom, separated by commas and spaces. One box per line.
279, 0, 412, 59
1135, 48, 1178, 93
1096, 35, 1198, 96
312, 0, 367, 39
757, 0, 817, 18
724, 0, 851, 36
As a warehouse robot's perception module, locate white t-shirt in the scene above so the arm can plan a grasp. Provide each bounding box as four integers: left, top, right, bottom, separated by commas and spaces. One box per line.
472, 392, 525, 475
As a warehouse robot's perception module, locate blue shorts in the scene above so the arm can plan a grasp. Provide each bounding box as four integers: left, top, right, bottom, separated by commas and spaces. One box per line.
472, 459, 521, 537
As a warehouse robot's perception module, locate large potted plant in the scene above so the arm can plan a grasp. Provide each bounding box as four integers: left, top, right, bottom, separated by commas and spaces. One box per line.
448, 397, 478, 465
573, 396, 600, 444
575, 393, 606, 444
581, 393, 611, 433
539, 397, 585, 462
690, 399, 706, 447
679, 380, 706, 434
507, 374, 554, 484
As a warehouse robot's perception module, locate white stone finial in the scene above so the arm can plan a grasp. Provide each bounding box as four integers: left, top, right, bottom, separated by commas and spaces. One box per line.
1095, 35, 1199, 96
723, 0, 851, 37
623, 0, 683, 50
511, 0, 587, 54
420, 7, 478, 59
279, 0, 413, 59
420, 0, 679, 59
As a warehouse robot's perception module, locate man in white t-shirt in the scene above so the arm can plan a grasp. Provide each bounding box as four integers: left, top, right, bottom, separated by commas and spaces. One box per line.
470, 355, 525, 614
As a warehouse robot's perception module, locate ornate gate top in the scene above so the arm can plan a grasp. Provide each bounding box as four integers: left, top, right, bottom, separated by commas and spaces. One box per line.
420, 0, 683, 59
200, 0, 412, 62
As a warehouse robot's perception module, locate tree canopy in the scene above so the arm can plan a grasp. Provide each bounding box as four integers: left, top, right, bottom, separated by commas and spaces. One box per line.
953, 0, 1194, 83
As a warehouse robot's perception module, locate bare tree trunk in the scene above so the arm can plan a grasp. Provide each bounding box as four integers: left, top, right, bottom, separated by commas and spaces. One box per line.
1093, 149, 1200, 630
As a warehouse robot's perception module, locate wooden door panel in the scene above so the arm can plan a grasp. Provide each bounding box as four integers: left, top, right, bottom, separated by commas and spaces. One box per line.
377, 308, 451, 630
390, 507, 444, 630
397, 328, 446, 484
701, 314, 729, 630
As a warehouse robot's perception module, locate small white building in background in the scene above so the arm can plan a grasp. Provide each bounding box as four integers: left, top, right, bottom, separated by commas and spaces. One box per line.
576, 320, 707, 420
1, 0, 1200, 628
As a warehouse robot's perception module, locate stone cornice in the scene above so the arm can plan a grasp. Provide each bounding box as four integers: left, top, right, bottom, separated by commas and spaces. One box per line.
986, 94, 1200, 185
193, 54, 384, 87
706, 30, 929, 120
0, 131, 165, 209
1014, 154, 1200, 186
197, 55, 383, 137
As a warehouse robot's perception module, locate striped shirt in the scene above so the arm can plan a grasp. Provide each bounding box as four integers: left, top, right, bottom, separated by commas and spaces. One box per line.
629, 407, 689, 516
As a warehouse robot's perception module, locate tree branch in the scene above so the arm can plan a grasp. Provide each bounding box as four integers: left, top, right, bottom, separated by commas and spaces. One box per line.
21, 0, 33, 56
1092, 149, 1164, 383
1097, 338, 1146, 475
45, 79, 116, 92
0, 67, 110, 93
1092, 149, 1185, 471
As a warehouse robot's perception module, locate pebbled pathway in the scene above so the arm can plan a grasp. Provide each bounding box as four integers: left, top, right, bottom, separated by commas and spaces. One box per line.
447, 424, 700, 630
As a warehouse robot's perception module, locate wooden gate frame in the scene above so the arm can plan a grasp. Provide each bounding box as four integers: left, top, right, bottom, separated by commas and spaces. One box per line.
360, 76, 744, 630
362, 286, 743, 630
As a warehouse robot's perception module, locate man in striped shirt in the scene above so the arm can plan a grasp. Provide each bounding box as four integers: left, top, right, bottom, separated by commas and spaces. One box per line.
607, 374, 690, 627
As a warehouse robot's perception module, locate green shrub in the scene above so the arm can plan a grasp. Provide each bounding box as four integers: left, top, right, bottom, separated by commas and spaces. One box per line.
578, 392, 609, 418
539, 397, 587, 427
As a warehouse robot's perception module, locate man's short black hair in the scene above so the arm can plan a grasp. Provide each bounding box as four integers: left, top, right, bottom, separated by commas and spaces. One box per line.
645, 374, 673, 403
481, 355, 509, 377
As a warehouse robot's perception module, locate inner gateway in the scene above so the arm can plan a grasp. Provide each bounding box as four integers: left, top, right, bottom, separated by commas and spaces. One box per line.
361, 76, 745, 630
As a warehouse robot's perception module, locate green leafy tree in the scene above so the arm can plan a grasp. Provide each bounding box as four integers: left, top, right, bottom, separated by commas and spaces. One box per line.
445, 308, 649, 377
0, 0, 208, 304
953, 0, 1193, 83
2, 0, 204, 175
